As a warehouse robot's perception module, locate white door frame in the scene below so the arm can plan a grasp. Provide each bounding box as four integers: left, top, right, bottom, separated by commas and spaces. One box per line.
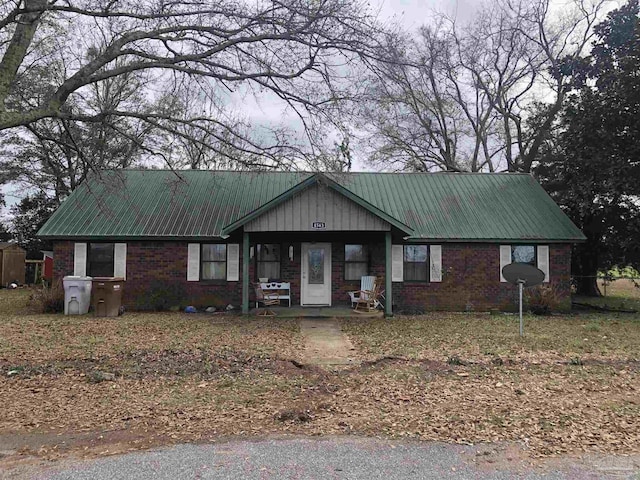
300, 243, 332, 306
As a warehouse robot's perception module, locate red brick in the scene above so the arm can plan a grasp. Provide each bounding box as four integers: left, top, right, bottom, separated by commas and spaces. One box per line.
53, 241, 572, 312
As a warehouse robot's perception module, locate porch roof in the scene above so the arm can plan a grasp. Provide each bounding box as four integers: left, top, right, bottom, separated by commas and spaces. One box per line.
37, 170, 585, 242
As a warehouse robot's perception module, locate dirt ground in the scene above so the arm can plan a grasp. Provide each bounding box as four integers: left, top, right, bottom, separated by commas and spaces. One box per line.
1, 288, 639, 474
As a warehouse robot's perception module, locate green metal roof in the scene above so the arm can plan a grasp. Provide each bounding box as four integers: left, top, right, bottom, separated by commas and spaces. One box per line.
37, 170, 585, 242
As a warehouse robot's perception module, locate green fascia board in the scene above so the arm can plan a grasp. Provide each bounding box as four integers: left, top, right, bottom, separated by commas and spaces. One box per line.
221, 173, 414, 236
220, 174, 319, 235
324, 176, 414, 235
403, 237, 586, 243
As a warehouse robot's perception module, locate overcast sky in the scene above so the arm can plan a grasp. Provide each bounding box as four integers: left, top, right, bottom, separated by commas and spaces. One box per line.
233, 0, 484, 171
374, 0, 479, 26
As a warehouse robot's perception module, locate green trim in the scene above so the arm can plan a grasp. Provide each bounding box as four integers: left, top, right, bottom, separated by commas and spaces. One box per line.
385, 231, 393, 317
242, 232, 250, 315
221, 173, 414, 236
221, 175, 318, 235
402, 238, 584, 244
41, 235, 583, 243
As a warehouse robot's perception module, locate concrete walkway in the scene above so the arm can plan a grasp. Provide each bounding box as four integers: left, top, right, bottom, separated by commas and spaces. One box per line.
300, 319, 358, 367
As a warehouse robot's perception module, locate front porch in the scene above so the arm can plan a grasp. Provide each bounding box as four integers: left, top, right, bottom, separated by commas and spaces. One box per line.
250, 305, 384, 318
240, 232, 396, 317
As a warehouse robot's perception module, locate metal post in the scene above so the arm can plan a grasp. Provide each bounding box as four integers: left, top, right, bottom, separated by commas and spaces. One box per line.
242, 231, 249, 315
385, 231, 393, 318
519, 280, 524, 337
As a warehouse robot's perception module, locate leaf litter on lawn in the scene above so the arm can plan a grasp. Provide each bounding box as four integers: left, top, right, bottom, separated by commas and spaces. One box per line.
1, 289, 639, 461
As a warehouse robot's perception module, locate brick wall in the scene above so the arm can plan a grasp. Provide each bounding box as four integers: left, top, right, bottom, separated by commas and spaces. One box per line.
54, 241, 244, 309
53, 240, 572, 312
53, 241, 74, 282
390, 243, 571, 312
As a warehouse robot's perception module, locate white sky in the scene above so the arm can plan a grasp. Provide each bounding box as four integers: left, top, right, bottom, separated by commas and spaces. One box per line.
235, 0, 482, 171
374, 0, 480, 26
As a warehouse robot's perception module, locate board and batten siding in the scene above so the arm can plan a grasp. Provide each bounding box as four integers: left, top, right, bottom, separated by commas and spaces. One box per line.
245, 184, 391, 232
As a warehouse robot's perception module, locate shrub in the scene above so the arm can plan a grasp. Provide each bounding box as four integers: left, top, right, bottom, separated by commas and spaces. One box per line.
525, 284, 561, 315
29, 281, 65, 313
131, 279, 187, 311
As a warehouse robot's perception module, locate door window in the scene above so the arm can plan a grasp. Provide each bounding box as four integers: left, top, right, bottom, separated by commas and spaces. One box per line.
308, 248, 325, 284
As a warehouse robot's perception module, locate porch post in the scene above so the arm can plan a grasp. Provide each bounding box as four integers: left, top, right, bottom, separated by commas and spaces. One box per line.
242, 231, 250, 314
385, 231, 393, 317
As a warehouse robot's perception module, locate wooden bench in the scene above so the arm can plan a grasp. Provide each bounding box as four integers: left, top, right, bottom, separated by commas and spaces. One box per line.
256, 282, 291, 307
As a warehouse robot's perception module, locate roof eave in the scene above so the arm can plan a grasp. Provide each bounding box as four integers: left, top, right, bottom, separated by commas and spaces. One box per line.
403, 236, 586, 243
221, 173, 414, 236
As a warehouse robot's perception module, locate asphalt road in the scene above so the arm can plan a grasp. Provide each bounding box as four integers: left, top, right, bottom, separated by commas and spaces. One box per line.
20, 438, 640, 480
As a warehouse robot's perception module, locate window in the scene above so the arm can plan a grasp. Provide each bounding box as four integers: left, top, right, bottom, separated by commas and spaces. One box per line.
345, 244, 369, 280
512, 245, 536, 266
256, 244, 280, 280
88, 243, 115, 277
201, 244, 227, 280
404, 245, 428, 281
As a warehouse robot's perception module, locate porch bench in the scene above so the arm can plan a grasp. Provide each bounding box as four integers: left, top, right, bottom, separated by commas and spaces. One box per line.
256, 282, 291, 307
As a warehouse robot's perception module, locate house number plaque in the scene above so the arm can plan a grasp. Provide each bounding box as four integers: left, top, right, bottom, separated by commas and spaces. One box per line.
312, 222, 326, 230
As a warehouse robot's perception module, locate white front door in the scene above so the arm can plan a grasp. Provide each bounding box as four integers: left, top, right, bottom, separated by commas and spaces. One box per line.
301, 243, 332, 306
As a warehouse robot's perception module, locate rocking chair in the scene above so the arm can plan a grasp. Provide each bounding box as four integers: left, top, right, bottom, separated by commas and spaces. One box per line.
254, 283, 280, 316
352, 278, 382, 313
348, 276, 376, 308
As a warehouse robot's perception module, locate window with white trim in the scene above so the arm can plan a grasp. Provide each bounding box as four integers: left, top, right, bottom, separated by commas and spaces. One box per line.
201, 244, 227, 280
512, 245, 536, 266
256, 244, 280, 280
88, 243, 114, 277
345, 244, 369, 280
404, 245, 429, 281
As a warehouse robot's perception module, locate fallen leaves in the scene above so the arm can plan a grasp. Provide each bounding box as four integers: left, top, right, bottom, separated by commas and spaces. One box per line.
0, 289, 639, 461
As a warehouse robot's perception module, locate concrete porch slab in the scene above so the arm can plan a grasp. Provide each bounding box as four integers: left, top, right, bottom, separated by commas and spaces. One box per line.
251, 306, 384, 318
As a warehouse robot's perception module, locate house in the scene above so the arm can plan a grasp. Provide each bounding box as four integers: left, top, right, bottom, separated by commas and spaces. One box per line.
37, 170, 585, 314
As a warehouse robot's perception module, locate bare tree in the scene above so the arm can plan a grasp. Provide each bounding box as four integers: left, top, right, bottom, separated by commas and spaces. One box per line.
360, 0, 607, 172
0, 0, 383, 168
0, 54, 154, 200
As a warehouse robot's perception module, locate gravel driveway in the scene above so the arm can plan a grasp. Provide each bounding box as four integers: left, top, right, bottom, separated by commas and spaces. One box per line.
15, 437, 639, 480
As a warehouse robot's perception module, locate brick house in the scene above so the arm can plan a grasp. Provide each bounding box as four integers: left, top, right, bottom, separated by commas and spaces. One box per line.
38, 170, 585, 314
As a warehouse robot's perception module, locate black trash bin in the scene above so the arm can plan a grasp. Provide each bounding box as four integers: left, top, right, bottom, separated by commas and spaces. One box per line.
92, 277, 125, 317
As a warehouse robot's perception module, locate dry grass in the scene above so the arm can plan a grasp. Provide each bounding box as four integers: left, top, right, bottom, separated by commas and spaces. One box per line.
340, 312, 640, 363
0, 288, 639, 462
574, 278, 640, 311
0, 289, 302, 364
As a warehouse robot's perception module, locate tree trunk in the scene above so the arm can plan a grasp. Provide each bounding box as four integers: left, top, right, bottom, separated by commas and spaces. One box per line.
575, 273, 601, 297
572, 239, 602, 297
0, 0, 47, 107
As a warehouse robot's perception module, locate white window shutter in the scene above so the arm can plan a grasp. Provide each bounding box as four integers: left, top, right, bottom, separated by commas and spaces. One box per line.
391, 245, 403, 282
500, 245, 511, 283
187, 244, 200, 281
227, 244, 240, 281
537, 245, 550, 283
114, 243, 127, 280
74, 243, 87, 276
430, 245, 442, 282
